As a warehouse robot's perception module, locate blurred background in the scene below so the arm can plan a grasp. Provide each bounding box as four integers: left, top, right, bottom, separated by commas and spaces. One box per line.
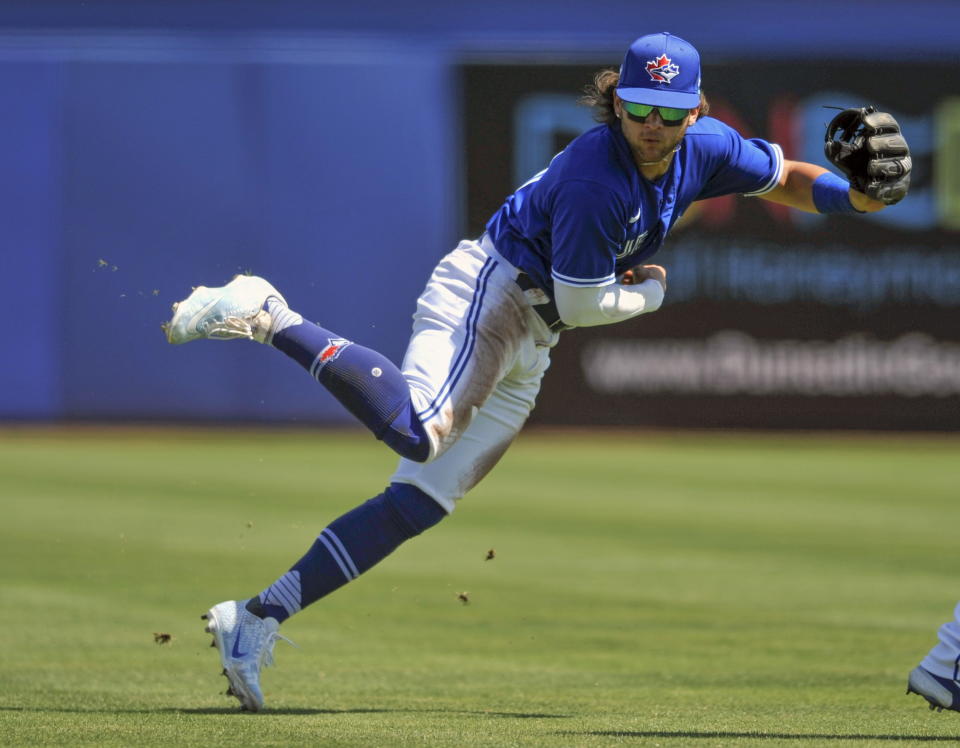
2, 0, 958, 431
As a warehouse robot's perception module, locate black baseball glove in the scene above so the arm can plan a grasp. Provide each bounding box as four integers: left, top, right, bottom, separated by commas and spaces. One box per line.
824, 106, 911, 206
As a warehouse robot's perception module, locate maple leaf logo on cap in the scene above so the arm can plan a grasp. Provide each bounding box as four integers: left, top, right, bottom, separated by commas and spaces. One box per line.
645, 54, 680, 84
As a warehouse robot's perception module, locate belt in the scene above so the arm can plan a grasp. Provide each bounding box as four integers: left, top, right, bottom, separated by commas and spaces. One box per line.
514, 272, 573, 332
479, 233, 571, 333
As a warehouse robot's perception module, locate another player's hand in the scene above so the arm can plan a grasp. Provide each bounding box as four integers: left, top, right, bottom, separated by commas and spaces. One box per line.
621, 264, 666, 292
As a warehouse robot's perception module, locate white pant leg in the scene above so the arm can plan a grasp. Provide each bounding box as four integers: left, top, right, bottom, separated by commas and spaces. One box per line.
921, 601, 960, 679
392, 334, 552, 512
401, 238, 552, 462
392, 239, 558, 511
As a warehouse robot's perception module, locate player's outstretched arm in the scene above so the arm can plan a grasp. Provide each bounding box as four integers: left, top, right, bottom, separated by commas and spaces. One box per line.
761, 107, 910, 215
758, 160, 886, 214
758, 159, 829, 213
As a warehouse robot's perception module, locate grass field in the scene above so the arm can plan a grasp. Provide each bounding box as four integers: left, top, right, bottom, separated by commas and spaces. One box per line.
2, 426, 959, 747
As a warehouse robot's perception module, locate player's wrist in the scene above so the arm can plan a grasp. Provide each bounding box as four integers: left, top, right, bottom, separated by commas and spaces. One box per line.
812, 172, 863, 214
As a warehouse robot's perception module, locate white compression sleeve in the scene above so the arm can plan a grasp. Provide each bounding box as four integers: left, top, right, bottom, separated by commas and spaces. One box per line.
553, 278, 664, 328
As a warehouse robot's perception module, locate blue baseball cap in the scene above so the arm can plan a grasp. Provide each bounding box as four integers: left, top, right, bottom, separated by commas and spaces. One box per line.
616, 32, 701, 109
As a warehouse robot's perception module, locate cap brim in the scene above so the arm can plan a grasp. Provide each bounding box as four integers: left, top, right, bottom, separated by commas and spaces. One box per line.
617, 87, 700, 109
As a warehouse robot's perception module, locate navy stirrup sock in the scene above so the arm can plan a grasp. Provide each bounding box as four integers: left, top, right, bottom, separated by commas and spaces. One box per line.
252, 483, 447, 622
272, 321, 431, 462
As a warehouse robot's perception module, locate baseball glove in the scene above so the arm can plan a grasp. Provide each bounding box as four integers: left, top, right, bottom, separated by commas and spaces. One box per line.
824, 106, 911, 205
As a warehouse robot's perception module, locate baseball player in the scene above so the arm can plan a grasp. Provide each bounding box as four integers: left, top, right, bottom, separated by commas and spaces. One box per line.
163, 32, 911, 711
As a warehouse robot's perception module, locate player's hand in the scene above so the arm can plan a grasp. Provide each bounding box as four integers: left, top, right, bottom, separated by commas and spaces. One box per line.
621, 264, 666, 292
848, 188, 887, 213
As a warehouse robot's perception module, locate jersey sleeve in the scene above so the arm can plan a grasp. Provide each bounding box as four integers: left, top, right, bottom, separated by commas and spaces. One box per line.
695, 121, 784, 200
548, 179, 624, 288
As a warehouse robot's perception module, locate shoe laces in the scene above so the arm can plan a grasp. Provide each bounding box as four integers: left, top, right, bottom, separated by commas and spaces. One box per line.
202, 316, 255, 340
203, 309, 275, 342
260, 629, 297, 669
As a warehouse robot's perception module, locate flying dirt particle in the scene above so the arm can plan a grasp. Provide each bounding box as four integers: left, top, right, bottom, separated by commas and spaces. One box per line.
153, 632, 172, 645
485, 549, 496, 561
457, 592, 470, 605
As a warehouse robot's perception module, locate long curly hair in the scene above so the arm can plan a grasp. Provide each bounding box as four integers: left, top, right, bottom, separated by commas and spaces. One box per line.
579, 68, 709, 125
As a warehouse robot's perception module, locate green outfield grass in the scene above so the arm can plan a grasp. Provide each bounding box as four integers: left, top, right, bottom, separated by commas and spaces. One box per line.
1, 426, 959, 747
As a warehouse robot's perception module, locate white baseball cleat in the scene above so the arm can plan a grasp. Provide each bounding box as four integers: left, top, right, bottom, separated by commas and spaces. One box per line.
202, 599, 293, 712
163, 274, 286, 344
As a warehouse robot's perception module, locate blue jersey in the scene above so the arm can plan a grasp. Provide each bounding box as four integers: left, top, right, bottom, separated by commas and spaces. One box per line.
485, 116, 783, 294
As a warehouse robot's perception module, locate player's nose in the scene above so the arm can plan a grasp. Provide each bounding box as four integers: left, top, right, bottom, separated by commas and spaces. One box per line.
644, 110, 666, 128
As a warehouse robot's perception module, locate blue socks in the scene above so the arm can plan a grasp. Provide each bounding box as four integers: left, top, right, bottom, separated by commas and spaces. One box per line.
249, 309, 445, 624
252, 483, 447, 623
271, 321, 431, 462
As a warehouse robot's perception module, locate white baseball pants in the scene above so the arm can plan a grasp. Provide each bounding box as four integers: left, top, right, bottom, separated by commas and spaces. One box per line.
391, 238, 559, 512
921, 601, 960, 679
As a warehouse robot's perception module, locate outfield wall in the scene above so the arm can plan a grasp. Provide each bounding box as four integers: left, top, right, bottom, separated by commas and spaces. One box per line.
1, 1, 958, 429
1, 36, 458, 422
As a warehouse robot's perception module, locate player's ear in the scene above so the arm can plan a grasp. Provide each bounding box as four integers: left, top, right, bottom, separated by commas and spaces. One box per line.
613, 95, 622, 120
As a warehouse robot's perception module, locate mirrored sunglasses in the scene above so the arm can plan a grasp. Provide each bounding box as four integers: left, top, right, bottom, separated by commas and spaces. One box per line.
622, 101, 690, 126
